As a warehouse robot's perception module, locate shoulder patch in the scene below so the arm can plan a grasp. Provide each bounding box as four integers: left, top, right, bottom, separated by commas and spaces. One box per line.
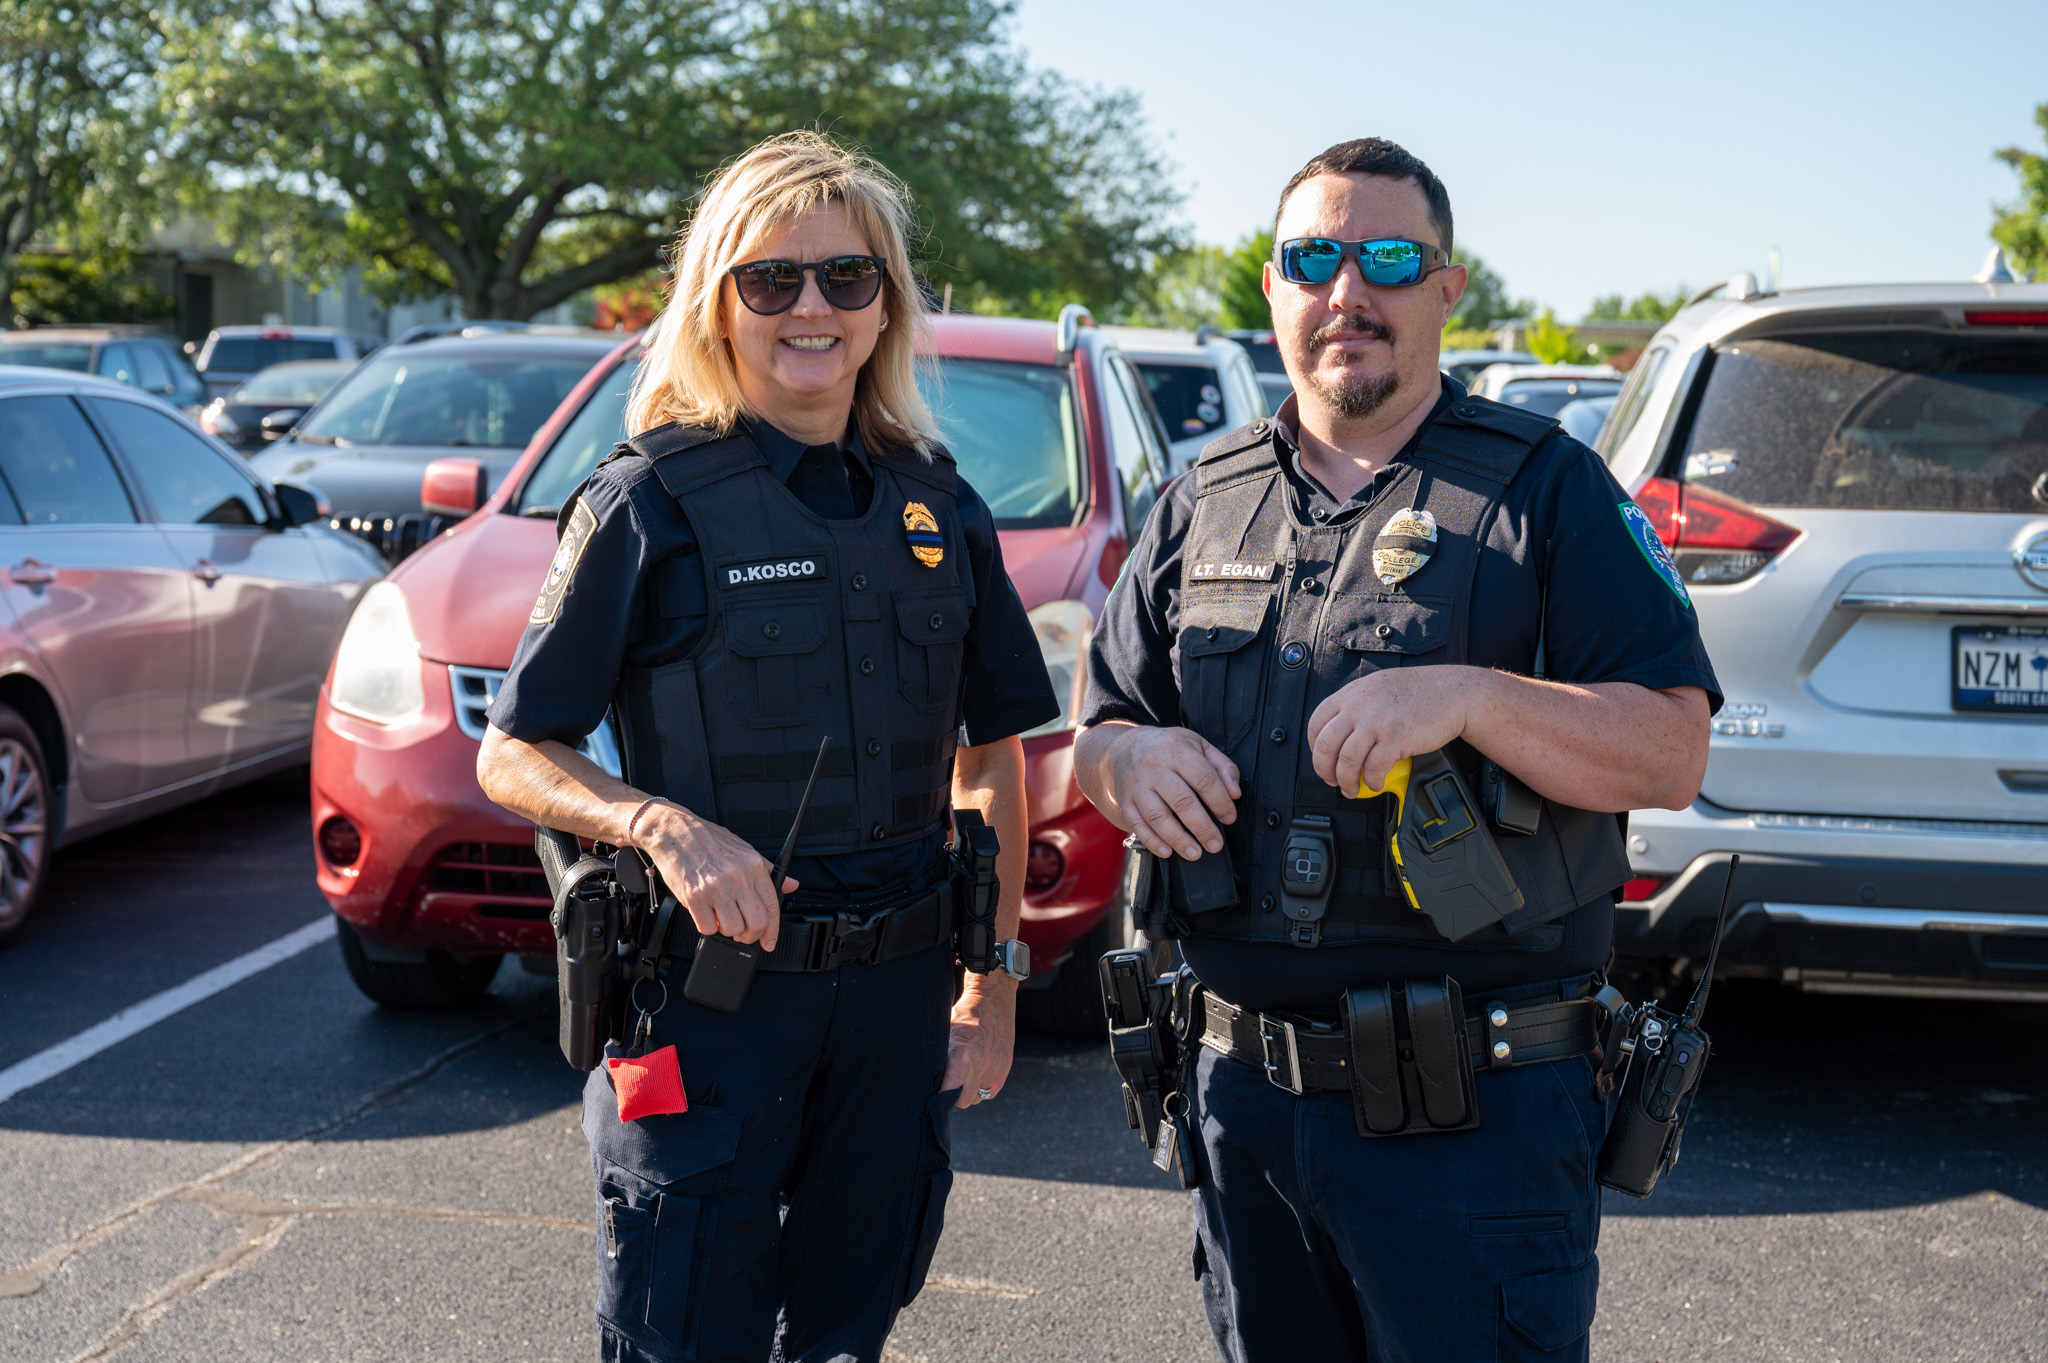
530, 499, 596, 625
1618, 500, 1692, 608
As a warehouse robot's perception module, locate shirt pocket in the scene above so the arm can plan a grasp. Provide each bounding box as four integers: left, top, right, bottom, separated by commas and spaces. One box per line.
724, 602, 829, 728
894, 589, 972, 716
1178, 593, 1271, 753
1334, 595, 1450, 662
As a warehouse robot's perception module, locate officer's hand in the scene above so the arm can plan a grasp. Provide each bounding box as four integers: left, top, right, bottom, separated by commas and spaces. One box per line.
1306, 668, 1471, 797
636, 803, 793, 951
1106, 726, 1241, 860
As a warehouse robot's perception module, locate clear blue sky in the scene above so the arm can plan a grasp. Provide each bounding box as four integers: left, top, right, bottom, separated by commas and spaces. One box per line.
1011, 0, 2045, 319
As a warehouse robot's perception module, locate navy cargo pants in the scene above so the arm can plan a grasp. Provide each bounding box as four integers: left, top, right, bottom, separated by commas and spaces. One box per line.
1187, 1040, 1608, 1362
582, 941, 957, 1363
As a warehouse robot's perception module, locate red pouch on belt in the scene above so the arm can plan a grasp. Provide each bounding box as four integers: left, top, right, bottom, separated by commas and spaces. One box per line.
606, 1044, 689, 1122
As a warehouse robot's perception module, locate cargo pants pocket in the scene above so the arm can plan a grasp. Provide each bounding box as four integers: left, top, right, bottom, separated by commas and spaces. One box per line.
1497, 1257, 1599, 1360
895, 1086, 960, 1309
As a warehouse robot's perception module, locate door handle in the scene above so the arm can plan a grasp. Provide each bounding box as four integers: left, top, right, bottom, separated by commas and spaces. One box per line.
193, 559, 222, 583
8, 559, 56, 585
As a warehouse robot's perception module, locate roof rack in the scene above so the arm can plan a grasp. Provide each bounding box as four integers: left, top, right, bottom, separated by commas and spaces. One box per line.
1056, 303, 1094, 357
1684, 271, 1764, 309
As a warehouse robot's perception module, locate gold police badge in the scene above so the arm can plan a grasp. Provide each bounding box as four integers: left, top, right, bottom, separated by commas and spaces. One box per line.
903, 501, 944, 568
1371, 507, 1438, 587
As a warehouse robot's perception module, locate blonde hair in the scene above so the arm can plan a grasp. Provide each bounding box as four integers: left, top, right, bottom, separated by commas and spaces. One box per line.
627, 131, 939, 454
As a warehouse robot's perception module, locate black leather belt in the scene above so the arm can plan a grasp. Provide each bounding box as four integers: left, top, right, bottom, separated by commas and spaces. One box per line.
750, 881, 955, 973
1198, 980, 1601, 1096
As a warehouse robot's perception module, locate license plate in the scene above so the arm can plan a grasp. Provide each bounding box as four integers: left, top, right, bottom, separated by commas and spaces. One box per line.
1952, 624, 2048, 713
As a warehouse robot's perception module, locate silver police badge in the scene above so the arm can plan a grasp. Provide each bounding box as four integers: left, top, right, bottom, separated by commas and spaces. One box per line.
1371, 508, 1438, 586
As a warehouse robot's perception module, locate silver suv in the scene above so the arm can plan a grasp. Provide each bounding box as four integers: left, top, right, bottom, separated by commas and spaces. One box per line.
1598, 274, 2048, 1002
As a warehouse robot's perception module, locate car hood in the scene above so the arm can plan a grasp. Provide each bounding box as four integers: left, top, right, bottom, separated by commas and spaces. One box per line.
391, 510, 1096, 672
250, 440, 524, 521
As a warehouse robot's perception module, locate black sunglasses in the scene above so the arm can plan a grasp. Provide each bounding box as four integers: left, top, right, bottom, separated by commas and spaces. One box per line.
1276, 237, 1450, 288
728, 255, 887, 315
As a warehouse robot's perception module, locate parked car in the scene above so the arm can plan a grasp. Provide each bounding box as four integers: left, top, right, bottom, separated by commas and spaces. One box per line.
1597, 272, 2048, 1002
0, 366, 385, 945
392, 320, 532, 345
0, 326, 208, 412
1440, 347, 1538, 388
248, 332, 618, 559
1224, 327, 1294, 409
1468, 362, 1622, 417
193, 325, 385, 398
1109, 327, 1268, 473
1555, 393, 1617, 447
312, 306, 1163, 1031
199, 359, 356, 448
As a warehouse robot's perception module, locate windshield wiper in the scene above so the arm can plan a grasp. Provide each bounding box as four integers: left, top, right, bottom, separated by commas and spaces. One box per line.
295, 432, 340, 445
521, 504, 560, 519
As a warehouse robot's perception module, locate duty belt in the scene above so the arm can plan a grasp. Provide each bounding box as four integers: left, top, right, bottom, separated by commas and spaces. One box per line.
746, 880, 955, 973
1198, 979, 1601, 1096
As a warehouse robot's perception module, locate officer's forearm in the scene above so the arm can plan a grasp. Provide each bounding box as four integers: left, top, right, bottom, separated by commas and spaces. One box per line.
951, 735, 1027, 981
476, 724, 653, 846
1071, 721, 1138, 830
1459, 672, 1710, 813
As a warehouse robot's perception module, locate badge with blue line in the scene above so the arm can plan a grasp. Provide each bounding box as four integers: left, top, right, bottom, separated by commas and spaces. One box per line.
1618, 500, 1690, 607
903, 500, 944, 568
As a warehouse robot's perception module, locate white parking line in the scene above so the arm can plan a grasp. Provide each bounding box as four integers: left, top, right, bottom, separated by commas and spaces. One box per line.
0, 916, 337, 1107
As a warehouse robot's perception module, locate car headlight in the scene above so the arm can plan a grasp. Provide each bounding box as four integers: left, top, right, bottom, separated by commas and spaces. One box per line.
1020, 600, 1093, 739
329, 581, 425, 724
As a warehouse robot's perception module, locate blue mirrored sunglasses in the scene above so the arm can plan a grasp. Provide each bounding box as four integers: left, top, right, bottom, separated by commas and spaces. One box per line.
1276, 237, 1451, 288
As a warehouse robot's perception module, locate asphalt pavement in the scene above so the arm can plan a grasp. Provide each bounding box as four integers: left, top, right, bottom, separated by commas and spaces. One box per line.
1, 769, 2042, 1362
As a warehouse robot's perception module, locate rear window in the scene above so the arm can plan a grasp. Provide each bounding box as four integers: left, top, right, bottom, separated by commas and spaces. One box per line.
1495, 377, 1623, 418
204, 337, 342, 371
517, 360, 634, 515
920, 358, 1080, 529
235, 362, 353, 404
0, 343, 93, 372
298, 352, 594, 448
1236, 337, 1284, 374
1135, 362, 1228, 439
1682, 333, 2048, 512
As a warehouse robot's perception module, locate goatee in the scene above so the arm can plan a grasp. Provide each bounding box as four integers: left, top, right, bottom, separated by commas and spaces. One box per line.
1304, 315, 1399, 418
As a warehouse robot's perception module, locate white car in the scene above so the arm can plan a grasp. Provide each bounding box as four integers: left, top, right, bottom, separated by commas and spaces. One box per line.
1468, 362, 1622, 418
1597, 271, 2048, 1002
1108, 327, 1269, 474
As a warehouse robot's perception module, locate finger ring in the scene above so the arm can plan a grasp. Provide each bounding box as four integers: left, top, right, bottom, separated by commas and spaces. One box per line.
977, 1087, 993, 1100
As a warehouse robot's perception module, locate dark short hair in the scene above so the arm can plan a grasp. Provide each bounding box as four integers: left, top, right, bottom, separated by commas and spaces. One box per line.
1274, 139, 1453, 259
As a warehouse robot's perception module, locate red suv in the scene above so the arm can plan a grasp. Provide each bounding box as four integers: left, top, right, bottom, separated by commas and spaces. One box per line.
313, 307, 1172, 1031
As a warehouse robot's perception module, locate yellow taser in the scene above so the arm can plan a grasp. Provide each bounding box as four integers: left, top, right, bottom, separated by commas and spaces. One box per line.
1359, 749, 1524, 940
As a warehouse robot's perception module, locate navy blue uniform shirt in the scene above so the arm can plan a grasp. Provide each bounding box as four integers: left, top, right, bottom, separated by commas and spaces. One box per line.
491, 417, 1059, 896
1082, 380, 1722, 1012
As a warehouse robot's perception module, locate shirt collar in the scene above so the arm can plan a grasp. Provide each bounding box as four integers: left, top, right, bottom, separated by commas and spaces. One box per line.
1269, 376, 1456, 519
745, 415, 871, 484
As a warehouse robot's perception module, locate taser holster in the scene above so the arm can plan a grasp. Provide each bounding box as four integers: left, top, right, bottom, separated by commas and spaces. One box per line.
1365, 749, 1525, 940
1341, 976, 1480, 1137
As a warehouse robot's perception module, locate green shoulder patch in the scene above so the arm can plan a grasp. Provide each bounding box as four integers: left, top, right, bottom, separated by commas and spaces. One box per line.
531, 499, 596, 625
1617, 500, 1691, 608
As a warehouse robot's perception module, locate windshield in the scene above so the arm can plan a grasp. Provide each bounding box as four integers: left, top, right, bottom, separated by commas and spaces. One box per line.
0, 343, 93, 372
1682, 332, 2048, 513
235, 362, 353, 403
1495, 377, 1622, 418
1135, 362, 1228, 440
299, 352, 594, 448
515, 355, 1083, 530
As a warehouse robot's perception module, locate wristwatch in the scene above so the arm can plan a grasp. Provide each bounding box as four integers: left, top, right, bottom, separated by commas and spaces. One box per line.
993, 938, 1031, 981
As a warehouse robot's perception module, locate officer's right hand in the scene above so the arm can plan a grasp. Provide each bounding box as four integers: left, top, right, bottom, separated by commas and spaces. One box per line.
634, 802, 793, 951
1101, 725, 1241, 860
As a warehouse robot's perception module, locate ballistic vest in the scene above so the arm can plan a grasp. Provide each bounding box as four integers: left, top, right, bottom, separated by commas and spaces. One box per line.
1172, 397, 1630, 948
605, 422, 966, 859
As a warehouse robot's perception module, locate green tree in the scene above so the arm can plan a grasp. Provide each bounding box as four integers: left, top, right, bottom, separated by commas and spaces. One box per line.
1523, 311, 1581, 365
1120, 243, 1226, 328
1586, 287, 1689, 323
1445, 246, 1530, 334
164, 0, 1184, 321
1217, 230, 1273, 330
1994, 101, 2048, 280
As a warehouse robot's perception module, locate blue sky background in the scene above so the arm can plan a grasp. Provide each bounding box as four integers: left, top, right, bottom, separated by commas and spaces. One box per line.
1011, 0, 2046, 319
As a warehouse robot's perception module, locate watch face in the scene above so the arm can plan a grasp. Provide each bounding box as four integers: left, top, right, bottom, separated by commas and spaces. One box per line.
1004, 939, 1031, 980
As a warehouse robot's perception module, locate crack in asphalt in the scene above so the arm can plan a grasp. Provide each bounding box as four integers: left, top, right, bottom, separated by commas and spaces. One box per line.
5, 1005, 549, 1360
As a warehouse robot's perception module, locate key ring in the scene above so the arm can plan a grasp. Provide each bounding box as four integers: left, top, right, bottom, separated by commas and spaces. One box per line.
628, 977, 669, 1054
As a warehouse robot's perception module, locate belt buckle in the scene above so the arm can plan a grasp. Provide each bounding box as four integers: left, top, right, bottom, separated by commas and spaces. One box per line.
1257, 1014, 1303, 1095
831, 911, 880, 967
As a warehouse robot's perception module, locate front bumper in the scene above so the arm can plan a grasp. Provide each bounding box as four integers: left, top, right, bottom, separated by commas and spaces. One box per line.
1618, 799, 2048, 993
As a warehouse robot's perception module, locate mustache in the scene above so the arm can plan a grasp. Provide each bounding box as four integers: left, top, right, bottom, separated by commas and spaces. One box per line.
1308, 315, 1394, 349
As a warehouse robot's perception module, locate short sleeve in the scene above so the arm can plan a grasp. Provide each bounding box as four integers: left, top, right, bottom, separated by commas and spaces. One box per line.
953, 474, 1061, 745
487, 468, 653, 746
1081, 476, 1199, 729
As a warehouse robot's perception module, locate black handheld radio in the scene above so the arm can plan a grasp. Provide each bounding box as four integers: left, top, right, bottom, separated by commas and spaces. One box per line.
1595, 853, 1741, 1198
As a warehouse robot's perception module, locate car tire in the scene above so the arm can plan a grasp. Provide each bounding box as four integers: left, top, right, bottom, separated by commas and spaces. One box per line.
0, 706, 52, 949
334, 916, 502, 1009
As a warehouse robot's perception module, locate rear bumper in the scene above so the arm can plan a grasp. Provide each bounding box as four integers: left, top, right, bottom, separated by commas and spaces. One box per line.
1618, 799, 2048, 989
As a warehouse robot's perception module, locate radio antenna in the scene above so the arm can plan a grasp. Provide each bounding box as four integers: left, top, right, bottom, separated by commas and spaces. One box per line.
1682, 853, 1740, 1030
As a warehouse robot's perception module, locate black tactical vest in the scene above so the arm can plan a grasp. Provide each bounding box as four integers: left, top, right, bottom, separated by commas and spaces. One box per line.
606, 423, 967, 859
1171, 398, 1630, 948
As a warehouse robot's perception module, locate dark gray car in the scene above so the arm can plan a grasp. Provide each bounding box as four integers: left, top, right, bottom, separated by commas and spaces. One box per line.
248, 334, 617, 553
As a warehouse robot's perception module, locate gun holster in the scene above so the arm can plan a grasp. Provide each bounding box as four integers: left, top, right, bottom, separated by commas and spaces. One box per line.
539, 827, 631, 1071
1340, 977, 1481, 1137
1098, 951, 1198, 1187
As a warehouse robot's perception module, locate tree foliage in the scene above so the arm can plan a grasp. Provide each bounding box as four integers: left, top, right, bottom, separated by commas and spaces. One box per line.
1994, 101, 2048, 281
162, 0, 1184, 321
1217, 230, 1273, 331
1523, 311, 1581, 365
1586, 287, 1689, 323
1445, 245, 1529, 333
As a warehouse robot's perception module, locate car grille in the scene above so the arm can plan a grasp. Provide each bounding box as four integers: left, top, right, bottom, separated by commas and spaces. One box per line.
446, 665, 623, 776
430, 841, 550, 901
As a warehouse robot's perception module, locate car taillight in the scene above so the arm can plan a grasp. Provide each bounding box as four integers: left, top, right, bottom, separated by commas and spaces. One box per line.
320, 815, 363, 867
1621, 877, 1669, 903
1025, 840, 1065, 894
1963, 310, 2048, 326
1634, 476, 1799, 586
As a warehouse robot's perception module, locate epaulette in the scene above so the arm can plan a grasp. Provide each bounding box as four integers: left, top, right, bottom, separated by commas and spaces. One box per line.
1414, 395, 1560, 485
1194, 418, 1282, 495
887, 440, 958, 496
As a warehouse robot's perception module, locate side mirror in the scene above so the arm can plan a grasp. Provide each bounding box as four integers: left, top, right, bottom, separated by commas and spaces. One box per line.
273, 481, 330, 528
421, 456, 487, 518
258, 408, 304, 441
